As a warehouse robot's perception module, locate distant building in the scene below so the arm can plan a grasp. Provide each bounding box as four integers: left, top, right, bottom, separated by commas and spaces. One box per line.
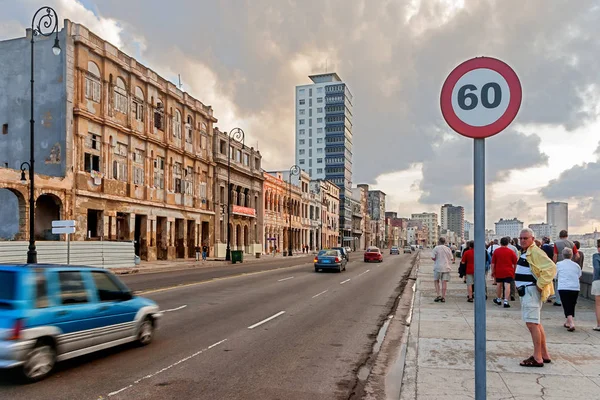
529, 222, 557, 241
441, 204, 465, 240
495, 218, 524, 238
411, 212, 439, 247
464, 220, 474, 241
547, 201, 568, 233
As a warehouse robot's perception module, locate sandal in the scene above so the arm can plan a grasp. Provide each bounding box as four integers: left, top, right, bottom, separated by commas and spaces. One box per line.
467, 297, 474, 303
441, 297, 446, 303
434, 296, 442, 302
563, 323, 570, 329
568, 326, 575, 332
520, 356, 544, 367
543, 358, 551, 364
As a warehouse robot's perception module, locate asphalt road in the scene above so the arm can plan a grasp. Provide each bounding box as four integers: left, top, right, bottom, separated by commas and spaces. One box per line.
0, 252, 416, 400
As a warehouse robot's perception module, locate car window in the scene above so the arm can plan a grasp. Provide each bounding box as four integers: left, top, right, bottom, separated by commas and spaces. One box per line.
35, 270, 49, 308
91, 271, 125, 302
319, 250, 339, 257
0, 271, 16, 300
58, 271, 89, 305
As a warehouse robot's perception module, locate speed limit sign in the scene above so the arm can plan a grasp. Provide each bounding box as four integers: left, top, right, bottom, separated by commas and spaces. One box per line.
440, 57, 522, 138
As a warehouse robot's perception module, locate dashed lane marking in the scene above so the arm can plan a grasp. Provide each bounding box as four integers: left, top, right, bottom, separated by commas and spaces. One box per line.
248, 311, 286, 330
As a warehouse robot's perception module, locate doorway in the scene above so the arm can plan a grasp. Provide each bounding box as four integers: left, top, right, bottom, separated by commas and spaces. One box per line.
134, 215, 147, 258
157, 216, 168, 260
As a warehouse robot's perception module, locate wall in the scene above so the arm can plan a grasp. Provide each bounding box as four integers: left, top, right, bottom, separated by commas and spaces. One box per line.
0, 29, 67, 177
580, 271, 595, 301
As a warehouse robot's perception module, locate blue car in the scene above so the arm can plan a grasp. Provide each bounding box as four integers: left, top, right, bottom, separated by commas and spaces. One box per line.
314, 249, 347, 272
0, 264, 162, 382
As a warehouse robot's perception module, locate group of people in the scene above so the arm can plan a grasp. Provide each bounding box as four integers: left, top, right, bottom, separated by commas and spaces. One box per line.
431, 229, 600, 368
194, 244, 209, 261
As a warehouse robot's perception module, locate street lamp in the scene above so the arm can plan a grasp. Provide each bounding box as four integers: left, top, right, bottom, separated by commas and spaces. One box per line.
225, 127, 245, 261
25, 7, 61, 264
287, 164, 300, 256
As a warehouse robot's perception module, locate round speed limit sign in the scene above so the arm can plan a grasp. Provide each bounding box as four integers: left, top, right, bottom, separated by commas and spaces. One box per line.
440, 57, 522, 139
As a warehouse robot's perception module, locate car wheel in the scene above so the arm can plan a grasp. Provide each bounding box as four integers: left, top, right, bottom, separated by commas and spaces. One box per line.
22, 340, 56, 382
338, 265, 342, 273
137, 317, 155, 346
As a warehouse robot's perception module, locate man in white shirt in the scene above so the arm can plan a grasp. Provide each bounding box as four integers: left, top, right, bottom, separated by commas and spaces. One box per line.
431, 237, 455, 303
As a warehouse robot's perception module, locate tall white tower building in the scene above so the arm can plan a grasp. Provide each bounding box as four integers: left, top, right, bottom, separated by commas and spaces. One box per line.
546, 201, 568, 233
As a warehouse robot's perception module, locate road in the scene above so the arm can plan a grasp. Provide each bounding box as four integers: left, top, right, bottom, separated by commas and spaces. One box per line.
0, 252, 416, 400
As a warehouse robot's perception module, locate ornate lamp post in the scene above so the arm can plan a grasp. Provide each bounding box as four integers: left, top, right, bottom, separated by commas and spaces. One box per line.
225, 128, 245, 261
287, 165, 300, 256
24, 7, 61, 264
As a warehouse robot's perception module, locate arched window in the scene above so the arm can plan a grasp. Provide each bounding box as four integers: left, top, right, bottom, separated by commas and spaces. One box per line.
173, 109, 182, 139
85, 61, 101, 102
133, 86, 144, 122
114, 77, 127, 114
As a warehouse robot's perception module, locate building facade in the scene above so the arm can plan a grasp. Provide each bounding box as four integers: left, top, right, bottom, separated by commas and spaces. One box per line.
310, 180, 340, 248
411, 212, 439, 247
529, 222, 557, 241
295, 73, 354, 247
362, 187, 386, 248
213, 128, 263, 258
441, 204, 465, 240
547, 201, 568, 233
464, 220, 474, 242
0, 21, 219, 261
495, 218, 524, 239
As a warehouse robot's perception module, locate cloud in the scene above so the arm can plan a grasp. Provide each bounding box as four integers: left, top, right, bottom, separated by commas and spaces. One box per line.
541, 160, 600, 200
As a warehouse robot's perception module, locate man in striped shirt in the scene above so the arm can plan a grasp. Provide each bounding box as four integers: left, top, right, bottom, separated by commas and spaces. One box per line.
516, 228, 556, 368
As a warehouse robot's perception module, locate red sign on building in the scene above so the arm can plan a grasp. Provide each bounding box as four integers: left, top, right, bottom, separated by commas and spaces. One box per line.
232, 205, 256, 217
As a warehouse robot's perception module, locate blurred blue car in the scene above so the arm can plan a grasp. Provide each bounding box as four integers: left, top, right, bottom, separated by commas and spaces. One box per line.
0, 264, 161, 381
314, 249, 347, 272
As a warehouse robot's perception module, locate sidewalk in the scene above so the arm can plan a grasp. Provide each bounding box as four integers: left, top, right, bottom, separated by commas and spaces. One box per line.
113, 252, 313, 275
399, 250, 600, 399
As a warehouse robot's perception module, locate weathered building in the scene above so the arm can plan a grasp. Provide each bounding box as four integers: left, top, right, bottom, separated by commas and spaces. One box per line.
213, 128, 263, 258
0, 21, 217, 261
310, 179, 340, 248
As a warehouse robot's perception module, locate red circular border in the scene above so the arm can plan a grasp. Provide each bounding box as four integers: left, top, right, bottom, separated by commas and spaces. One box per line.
440, 57, 522, 139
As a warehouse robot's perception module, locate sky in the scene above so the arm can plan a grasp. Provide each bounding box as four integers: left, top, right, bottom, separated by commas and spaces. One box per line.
3, 0, 600, 233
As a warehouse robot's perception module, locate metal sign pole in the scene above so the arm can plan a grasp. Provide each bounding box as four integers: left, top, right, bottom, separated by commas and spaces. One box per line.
67, 233, 70, 265
474, 138, 486, 399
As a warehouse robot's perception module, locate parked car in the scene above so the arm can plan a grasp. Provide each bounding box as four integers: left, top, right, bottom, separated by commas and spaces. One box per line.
390, 246, 400, 255
314, 249, 347, 272
0, 264, 162, 382
364, 247, 383, 263
331, 247, 349, 261
403, 246, 412, 254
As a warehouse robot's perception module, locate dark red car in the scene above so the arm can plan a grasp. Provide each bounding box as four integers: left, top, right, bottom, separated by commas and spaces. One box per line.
364, 247, 383, 263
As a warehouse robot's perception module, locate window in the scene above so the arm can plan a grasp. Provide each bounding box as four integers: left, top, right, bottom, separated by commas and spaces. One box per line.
185, 166, 194, 195
317, 107, 323, 113
317, 137, 323, 143
112, 142, 128, 182
85, 61, 101, 102
299, 109, 305, 115
85, 153, 100, 172
299, 129, 305, 135
255, 157, 260, 169
317, 148, 323, 153
309, 88, 312, 96
173, 110, 182, 138
154, 101, 164, 130
299, 139, 305, 145
133, 86, 144, 122
317, 118, 323, 123
317, 158, 323, 163
114, 77, 127, 114
317, 168, 323, 174
299, 159, 305, 165
186, 116, 193, 143
299, 149, 305, 155
92, 272, 125, 302
86, 133, 100, 150
35, 270, 48, 308
220, 140, 226, 154
58, 271, 89, 305
243, 153, 249, 166
199, 181, 207, 199
154, 156, 165, 189
299, 119, 305, 125
317, 97, 323, 103
133, 149, 144, 185
236, 149, 241, 163
317, 87, 323, 94
174, 162, 183, 193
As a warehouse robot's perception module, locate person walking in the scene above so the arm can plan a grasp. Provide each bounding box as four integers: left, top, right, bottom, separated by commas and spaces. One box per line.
491, 237, 518, 308
593, 240, 600, 331
461, 241, 475, 302
195, 245, 201, 262
431, 237, 454, 303
552, 230, 579, 306
202, 243, 208, 261
541, 237, 554, 260
556, 248, 582, 331
516, 228, 556, 368
573, 241, 584, 269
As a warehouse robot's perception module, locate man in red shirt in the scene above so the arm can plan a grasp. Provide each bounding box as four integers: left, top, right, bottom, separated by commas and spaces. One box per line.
491, 237, 518, 307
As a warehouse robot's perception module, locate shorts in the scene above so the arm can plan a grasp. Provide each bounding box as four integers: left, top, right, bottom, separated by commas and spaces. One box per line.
465, 274, 474, 286
434, 271, 450, 282
520, 285, 542, 324
592, 281, 600, 296
496, 277, 514, 284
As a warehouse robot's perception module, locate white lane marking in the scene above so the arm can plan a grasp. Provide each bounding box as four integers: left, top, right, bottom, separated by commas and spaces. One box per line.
340, 279, 351, 285
277, 276, 294, 282
161, 305, 187, 313
107, 339, 227, 397
248, 311, 286, 329
312, 290, 328, 298
356, 269, 370, 277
